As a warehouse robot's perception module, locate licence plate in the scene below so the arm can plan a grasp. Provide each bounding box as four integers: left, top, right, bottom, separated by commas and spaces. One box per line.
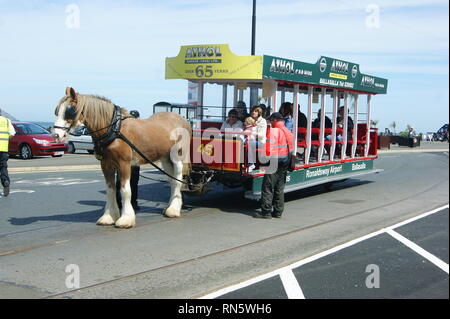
54, 152, 63, 156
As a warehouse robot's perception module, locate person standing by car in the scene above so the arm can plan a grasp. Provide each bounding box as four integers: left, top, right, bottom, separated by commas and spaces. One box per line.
0, 115, 16, 197
254, 112, 293, 219
116, 110, 141, 211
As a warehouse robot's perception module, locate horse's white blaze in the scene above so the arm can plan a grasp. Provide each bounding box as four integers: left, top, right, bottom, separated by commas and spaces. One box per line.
164, 158, 183, 218
96, 187, 120, 225
115, 179, 136, 228
52, 104, 70, 142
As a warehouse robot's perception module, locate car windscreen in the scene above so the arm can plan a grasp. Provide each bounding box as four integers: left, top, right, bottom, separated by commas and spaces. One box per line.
16, 123, 50, 135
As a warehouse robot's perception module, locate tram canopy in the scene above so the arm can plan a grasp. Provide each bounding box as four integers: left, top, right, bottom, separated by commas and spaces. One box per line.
165, 44, 388, 95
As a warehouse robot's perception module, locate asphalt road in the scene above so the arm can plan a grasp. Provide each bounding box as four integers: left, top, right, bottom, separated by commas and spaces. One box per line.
0, 143, 448, 299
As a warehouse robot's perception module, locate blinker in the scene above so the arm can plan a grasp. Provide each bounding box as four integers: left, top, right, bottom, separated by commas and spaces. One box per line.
64, 104, 77, 120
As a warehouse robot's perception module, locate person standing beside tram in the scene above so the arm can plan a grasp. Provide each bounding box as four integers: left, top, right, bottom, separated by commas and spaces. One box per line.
0, 115, 16, 197
254, 112, 293, 219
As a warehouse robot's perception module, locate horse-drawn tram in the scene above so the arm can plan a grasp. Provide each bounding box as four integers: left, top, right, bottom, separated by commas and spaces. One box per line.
165, 44, 388, 200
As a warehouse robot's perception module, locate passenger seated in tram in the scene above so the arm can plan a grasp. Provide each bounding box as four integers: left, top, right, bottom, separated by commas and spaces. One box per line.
298, 106, 308, 129
279, 102, 294, 131
258, 103, 268, 119
312, 108, 332, 140
297, 104, 308, 142
337, 106, 354, 141
233, 100, 250, 122
220, 109, 243, 139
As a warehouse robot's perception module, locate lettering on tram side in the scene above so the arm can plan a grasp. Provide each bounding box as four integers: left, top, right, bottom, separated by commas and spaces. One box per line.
269, 58, 312, 76
305, 164, 343, 180
352, 162, 367, 171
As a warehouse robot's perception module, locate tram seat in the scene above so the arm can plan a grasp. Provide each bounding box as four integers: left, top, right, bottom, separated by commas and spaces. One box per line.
297, 127, 307, 145
345, 124, 369, 157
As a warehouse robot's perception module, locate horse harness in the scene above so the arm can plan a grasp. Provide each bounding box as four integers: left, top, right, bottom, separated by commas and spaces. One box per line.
92, 105, 192, 188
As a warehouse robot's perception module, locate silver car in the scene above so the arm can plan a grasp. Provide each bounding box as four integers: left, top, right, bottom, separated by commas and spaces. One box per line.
67, 125, 94, 154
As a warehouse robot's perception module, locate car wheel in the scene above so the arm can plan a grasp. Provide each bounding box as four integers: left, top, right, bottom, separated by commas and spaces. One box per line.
20, 144, 33, 160
87, 150, 94, 154
67, 142, 76, 153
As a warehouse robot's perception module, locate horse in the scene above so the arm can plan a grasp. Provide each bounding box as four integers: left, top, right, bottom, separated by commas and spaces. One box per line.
52, 87, 192, 228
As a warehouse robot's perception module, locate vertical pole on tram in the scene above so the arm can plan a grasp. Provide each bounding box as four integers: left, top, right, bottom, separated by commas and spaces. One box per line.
271, 82, 278, 117
305, 86, 313, 164
293, 85, 299, 156
352, 94, 359, 158
318, 88, 326, 162
198, 82, 204, 120
365, 94, 372, 157
233, 84, 238, 108
222, 84, 228, 120
281, 89, 285, 104
330, 90, 338, 160
341, 92, 349, 160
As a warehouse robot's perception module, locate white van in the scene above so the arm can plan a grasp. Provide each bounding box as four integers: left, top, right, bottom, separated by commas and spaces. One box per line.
67, 125, 94, 154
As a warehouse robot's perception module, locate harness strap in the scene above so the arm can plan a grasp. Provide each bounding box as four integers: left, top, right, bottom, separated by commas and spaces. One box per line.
87, 104, 192, 188
117, 131, 191, 187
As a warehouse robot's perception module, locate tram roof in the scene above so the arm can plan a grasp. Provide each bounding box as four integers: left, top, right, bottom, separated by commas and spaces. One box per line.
165, 44, 388, 95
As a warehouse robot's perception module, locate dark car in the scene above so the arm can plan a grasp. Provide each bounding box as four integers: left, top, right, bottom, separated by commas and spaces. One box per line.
8, 121, 67, 159
433, 124, 449, 142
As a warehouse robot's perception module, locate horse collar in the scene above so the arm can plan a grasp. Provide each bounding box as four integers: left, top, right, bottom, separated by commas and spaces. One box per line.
93, 104, 123, 158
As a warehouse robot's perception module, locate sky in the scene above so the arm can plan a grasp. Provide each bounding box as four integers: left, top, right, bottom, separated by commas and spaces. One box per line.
0, 0, 448, 133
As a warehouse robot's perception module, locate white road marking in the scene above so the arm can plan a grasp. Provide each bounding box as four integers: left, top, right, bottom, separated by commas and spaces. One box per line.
279, 268, 305, 299
199, 204, 449, 299
15, 178, 100, 186
386, 229, 449, 274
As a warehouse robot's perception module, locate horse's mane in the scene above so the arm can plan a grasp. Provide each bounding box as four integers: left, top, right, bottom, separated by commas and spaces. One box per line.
77, 94, 114, 129
55, 93, 129, 136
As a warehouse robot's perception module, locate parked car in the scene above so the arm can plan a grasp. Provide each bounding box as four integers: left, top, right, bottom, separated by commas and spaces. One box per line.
67, 125, 94, 154
8, 121, 67, 159
432, 124, 449, 142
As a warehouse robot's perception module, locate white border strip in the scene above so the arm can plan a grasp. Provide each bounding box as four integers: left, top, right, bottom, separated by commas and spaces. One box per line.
386, 229, 449, 274
279, 268, 305, 299
200, 204, 449, 299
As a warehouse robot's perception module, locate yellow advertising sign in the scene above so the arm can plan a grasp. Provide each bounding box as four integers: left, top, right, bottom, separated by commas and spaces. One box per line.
329, 72, 348, 80
165, 44, 263, 80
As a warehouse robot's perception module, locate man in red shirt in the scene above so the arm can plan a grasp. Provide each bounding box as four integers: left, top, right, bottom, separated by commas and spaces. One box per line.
255, 112, 293, 219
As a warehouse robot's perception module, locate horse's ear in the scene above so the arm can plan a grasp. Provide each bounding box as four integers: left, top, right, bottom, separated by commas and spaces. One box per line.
65, 87, 77, 100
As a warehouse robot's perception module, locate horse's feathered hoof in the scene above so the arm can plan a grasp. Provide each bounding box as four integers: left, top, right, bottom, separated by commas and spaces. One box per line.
114, 216, 136, 228
96, 215, 117, 226
163, 207, 181, 218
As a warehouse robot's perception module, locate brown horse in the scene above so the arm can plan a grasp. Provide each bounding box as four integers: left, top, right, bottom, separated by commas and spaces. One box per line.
52, 87, 191, 228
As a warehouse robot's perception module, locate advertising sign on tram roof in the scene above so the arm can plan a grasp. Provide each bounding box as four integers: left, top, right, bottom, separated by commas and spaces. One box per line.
165, 44, 262, 80
165, 44, 388, 94
263, 55, 388, 94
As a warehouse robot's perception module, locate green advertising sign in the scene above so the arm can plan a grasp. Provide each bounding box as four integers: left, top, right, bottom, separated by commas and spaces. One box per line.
263, 55, 388, 94
252, 160, 374, 193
